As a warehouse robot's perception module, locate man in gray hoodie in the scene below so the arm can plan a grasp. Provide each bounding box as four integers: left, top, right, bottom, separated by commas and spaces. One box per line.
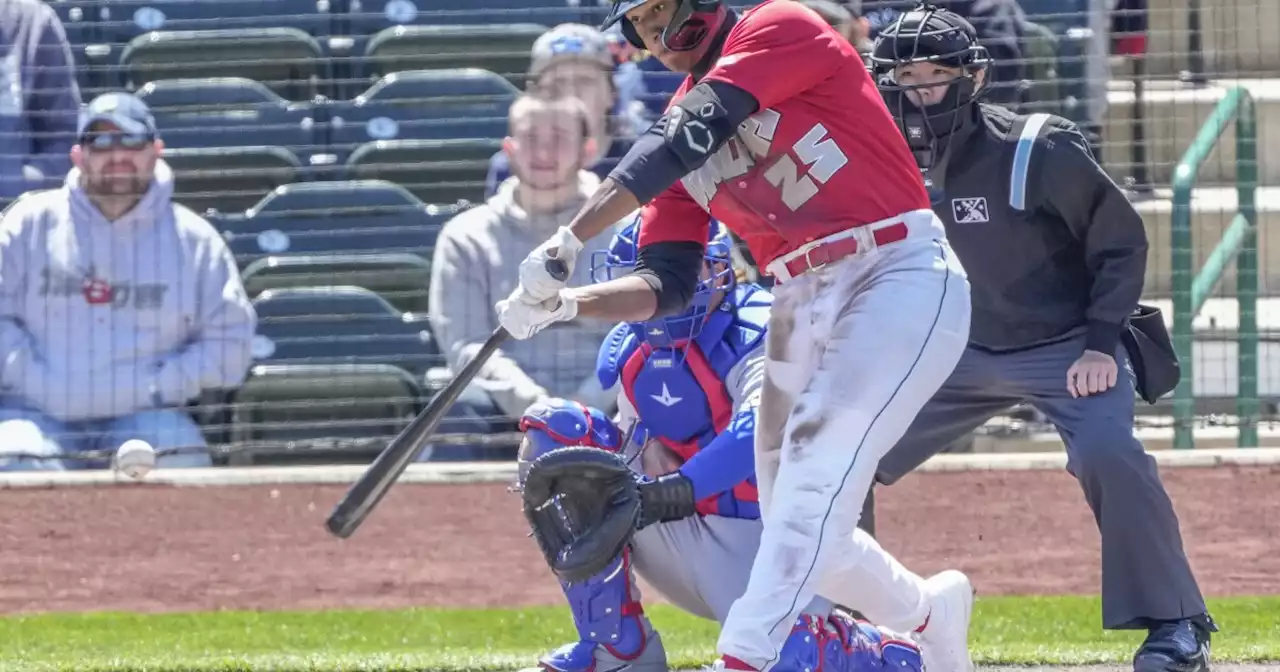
0, 91, 258, 471
425, 93, 630, 461
0, 0, 82, 202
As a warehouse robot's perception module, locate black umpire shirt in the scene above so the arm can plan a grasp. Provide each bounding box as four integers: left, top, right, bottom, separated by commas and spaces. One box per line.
932, 104, 1148, 356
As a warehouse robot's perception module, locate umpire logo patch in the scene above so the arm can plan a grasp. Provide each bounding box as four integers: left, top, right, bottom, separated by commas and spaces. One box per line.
951, 197, 989, 223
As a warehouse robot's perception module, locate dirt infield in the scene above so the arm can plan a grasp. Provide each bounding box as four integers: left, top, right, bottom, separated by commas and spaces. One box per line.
0, 464, 1277, 615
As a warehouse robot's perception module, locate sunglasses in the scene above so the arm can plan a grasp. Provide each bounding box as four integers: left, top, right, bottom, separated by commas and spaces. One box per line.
80, 131, 153, 151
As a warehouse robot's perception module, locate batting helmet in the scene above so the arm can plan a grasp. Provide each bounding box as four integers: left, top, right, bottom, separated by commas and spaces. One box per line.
589, 215, 736, 350
600, 0, 724, 54
870, 4, 991, 174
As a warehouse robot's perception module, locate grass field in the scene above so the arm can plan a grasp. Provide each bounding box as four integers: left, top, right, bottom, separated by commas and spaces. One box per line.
2, 596, 1277, 671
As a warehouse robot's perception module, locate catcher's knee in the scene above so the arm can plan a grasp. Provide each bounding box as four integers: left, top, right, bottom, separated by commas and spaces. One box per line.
517, 397, 621, 486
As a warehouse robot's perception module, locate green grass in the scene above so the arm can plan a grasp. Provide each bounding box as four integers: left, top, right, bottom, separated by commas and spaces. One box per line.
1, 596, 1277, 671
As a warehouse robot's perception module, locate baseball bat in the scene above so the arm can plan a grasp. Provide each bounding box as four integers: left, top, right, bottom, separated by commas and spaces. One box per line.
324, 257, 571, 539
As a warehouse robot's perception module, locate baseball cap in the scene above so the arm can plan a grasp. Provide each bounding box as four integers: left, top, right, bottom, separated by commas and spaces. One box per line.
529, 24, 614, 78
77, 92, 158, 138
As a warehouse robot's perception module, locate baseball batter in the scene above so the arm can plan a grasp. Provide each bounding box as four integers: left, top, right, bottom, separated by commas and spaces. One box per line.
495, 1, 977, 671
514, 219, 926, 672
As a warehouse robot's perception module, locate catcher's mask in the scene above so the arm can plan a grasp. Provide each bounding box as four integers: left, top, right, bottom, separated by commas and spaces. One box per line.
590, 216, 736, 353
601, 0, 726, 60
870, 4, 991, 183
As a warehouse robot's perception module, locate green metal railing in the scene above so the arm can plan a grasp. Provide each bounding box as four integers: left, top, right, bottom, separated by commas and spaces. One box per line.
1170, 86, 1258, 449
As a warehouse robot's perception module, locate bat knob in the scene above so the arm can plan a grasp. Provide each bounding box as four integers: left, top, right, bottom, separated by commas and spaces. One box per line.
545, 258, 570, 282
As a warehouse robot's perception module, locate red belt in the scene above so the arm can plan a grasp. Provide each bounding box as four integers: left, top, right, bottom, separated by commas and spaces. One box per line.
779, 221, 910, 280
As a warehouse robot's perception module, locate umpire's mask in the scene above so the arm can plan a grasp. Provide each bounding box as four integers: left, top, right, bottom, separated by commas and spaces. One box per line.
870, 5, 992, 180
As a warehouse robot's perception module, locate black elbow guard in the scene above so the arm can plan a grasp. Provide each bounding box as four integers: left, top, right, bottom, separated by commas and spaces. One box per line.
660, 82, 740, 171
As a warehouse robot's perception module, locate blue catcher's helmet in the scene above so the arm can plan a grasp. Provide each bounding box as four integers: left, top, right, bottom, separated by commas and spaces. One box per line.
589, 216, 736, 348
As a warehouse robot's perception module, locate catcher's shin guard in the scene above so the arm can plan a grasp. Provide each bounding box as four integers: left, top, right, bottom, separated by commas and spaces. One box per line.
529, 549, 669, 672
773, 610, 923, 672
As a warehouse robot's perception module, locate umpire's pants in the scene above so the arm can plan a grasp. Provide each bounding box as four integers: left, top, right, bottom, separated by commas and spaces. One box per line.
875, 334, 1208, 630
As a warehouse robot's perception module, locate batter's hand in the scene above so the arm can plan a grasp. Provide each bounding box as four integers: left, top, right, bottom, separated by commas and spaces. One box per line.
496, 287, 579, 340
518, 226, 584, 303
1067, 349, 1118, 398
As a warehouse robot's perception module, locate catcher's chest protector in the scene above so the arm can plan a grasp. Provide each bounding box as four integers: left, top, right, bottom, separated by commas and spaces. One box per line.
598, 283, 770, 517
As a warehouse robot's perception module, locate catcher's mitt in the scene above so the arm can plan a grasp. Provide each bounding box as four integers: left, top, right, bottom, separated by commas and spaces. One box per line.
520, 445, 643, 584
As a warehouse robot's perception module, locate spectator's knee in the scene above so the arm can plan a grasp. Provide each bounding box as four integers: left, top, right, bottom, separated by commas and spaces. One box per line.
0, 413, 67, 471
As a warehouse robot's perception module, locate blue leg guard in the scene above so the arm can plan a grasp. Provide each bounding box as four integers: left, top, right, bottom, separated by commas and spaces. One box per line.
536, 548, 667, 672
774, 610, 924, 672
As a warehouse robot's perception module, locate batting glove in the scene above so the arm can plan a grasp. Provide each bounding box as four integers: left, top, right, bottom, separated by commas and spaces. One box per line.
496, 287, 579, 340
517, 226, 584, 303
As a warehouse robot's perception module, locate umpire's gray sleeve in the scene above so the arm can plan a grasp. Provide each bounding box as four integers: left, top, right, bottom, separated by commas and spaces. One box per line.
1039, 126, 1148, 356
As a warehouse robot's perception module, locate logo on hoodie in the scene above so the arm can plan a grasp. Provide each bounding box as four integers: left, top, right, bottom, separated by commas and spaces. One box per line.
40, 266, 168, 310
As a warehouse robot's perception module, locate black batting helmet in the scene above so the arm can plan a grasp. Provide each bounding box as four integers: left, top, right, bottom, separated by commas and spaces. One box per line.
600, 0, 723, 53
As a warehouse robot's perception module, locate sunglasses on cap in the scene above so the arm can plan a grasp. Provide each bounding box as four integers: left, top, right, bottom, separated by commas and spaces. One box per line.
80, 131, 154, 151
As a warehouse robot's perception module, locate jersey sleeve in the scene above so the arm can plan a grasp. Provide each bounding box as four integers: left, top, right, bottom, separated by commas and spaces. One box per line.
700, 0, 850, 111
636, 180, 712, 248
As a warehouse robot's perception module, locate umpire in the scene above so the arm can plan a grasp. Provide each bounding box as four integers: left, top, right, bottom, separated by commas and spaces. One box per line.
865, 5, 1216, 672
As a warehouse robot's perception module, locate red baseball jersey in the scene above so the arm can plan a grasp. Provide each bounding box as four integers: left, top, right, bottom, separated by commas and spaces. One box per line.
637, 0, 930, 269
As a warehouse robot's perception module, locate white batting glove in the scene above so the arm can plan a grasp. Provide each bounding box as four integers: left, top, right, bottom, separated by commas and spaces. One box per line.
518, 226, 584, 303
496, 287, 579, 340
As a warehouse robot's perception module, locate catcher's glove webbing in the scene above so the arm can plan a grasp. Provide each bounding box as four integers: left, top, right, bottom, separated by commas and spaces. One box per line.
521, 446, 643, 584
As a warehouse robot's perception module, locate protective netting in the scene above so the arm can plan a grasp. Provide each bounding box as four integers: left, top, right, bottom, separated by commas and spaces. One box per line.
1, 0, 1276, 469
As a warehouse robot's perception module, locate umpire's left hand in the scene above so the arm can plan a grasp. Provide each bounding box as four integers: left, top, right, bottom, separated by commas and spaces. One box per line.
1067, 350, 1118, 398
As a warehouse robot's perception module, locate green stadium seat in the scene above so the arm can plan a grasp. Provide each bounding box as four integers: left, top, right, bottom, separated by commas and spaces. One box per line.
239, 252, 433, 315
362, 23, 544, 90
343, 137, 501, 207
326, 69, 517, 161
250, 285, 441, 379
120, 27, 325, 102
223, 179, 454, 268
163, 146, 302, 216
223, 363, 422, 465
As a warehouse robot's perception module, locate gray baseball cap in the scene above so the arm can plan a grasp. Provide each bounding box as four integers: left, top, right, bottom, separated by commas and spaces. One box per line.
529, 23, 614, 78
77, 91, 158, 137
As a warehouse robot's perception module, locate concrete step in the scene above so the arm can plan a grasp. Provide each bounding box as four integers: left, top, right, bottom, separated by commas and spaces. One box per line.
1146, 0, 1280, 80
1133, 186, 1280, 295
1100, 78, 1280, 188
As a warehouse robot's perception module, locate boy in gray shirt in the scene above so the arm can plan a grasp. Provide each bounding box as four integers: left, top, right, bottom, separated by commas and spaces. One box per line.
425, 94, 629, 461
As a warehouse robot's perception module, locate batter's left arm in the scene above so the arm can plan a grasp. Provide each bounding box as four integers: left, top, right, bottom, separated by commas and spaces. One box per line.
1043, 129, 1149, 356
675, 346, 763, 501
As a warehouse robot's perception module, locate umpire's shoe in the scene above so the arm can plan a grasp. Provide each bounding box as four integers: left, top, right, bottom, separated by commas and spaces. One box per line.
1133, 617, 1215, 672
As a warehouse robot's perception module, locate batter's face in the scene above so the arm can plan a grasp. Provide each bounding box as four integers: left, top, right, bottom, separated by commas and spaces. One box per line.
71, 121, 162, 198
505, 105, 593, 190
625, 0, 703, 73
893, 62, 982, 107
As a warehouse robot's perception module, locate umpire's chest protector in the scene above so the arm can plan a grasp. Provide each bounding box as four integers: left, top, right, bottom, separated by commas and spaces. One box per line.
596, 284, 770, 460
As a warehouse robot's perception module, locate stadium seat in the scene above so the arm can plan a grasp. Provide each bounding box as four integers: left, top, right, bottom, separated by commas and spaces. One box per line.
239, 252, 433, 314
223, 179, 453, 269
136, 78, 322, 163
361, 23, 545, 90
224, 363, 422, 465
344, 137, 501, 206
325, 69, 517, 162
251, 286, 441, 379
164, 146, 303, 216
45, 0, 105, 93
119, 27, 326, 101
99, 0, 334, 40
344, 0, 606, 30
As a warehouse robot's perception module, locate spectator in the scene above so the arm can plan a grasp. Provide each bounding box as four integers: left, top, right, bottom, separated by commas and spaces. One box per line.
483, 23, 652, 199
427, 94, 629, 462
0, 0, 82, 203
0, 92, 257, 471
799, 0, 874, 55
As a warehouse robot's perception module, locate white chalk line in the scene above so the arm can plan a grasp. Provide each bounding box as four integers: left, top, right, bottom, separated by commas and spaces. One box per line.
0, 447, 1277, 489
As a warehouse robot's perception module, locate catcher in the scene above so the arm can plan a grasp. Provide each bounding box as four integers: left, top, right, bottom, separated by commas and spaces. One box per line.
515, 219, 924, 672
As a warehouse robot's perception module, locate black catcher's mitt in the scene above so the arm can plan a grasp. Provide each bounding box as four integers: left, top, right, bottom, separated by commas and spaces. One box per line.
520, 446, 642, 584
